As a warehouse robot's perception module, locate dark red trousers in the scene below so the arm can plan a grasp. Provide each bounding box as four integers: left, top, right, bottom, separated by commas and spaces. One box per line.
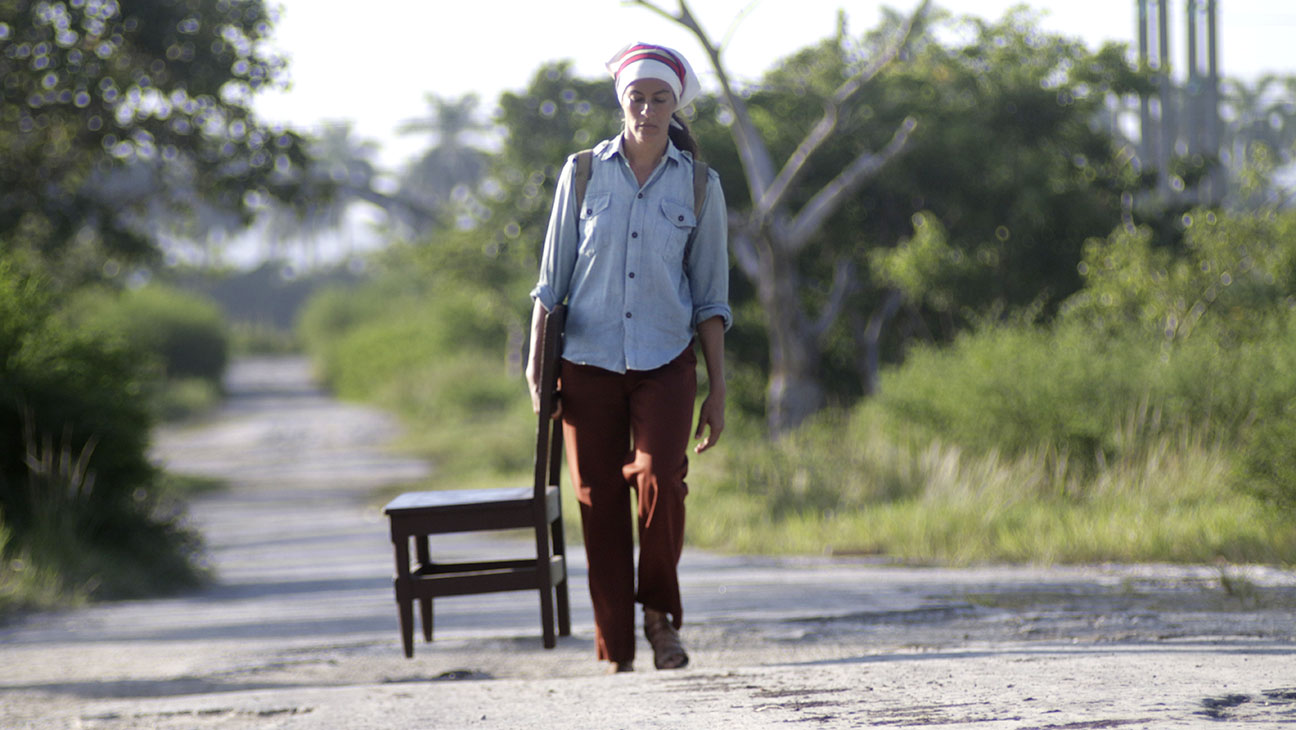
559, 346, 696, 663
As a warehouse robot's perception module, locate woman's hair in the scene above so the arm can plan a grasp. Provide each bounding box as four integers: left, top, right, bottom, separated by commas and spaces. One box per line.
668, 113, 700, 159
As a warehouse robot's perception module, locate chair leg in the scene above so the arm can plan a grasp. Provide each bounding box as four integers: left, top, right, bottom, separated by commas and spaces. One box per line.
553, 520, 571, 637
539, 584, 556, 649
535, 522, 557, 649
420, 597, 434, 642
392, 533, 415, 658
415, 535, 433, 642
396, 583, 414, 659
556, 580, 571, 637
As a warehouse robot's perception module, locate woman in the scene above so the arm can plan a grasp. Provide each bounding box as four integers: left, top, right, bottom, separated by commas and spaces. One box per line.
526, 42, 730, 673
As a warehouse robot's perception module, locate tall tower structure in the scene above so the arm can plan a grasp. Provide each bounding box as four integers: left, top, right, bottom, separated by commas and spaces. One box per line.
1136, 0, 1221, 202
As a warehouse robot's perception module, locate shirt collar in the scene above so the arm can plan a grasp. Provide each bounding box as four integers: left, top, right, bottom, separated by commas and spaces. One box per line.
599, 134, 683, 166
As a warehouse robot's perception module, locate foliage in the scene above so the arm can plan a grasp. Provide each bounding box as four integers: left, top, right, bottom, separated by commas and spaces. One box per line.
0, 0, 310, 282
55, 282, 230, 422
298, 234, 535, 486
1218, 74, 1296, 208
1064, 208, 1296, 343
626, 4, 1151, 432
877, 320, 1151, 466
687, 405, 1294, 563
0, 258, 203, 610
859, 10, 1147, 329
873, 207, 1296, 517
397, 93, 491, 230
227, 320, 299, 355
288, 12, 1296, 564
65, 283, 230, 382
486, 62, 621, 268
1060, 206, 1296, 511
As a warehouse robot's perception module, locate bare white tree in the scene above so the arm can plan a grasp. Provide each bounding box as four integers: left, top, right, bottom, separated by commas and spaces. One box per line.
632, 0, 931, 436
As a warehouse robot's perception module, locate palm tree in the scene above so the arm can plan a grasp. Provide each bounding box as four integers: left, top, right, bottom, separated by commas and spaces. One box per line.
1218, 74, 1296, 206
397, 93, 491, 230
259, 121, 383, 267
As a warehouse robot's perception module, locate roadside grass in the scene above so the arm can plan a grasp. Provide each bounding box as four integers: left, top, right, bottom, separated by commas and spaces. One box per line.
354, 360, 1294, 564
156, 472, 228, 500
0, 490, 207, 621
687, 406, 1295, 564
0, 526, 73, 620
2, 270, 223, 622
299, 255, 1295, 566
150, 376, 224, 423
229, 321, 301, 356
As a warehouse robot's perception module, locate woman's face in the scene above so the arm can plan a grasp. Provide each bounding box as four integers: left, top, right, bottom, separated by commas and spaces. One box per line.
621, 78, 677, 148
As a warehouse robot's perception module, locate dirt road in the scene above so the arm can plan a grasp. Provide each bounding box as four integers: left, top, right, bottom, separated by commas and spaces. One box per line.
1, 357, 1293, 729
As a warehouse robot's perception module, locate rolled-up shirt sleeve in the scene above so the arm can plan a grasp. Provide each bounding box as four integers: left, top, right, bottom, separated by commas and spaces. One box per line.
687, 170, 732, 331
530, 157, 579, 312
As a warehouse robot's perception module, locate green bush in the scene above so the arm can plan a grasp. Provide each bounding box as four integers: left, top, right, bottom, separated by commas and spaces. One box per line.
1230, 314, 1296, 509
64, 284, 230, 384
229, 321, 300, 355
302, 287, 530, 485
298, 236, 533, 489
687, 404, 1295, 563
1065, 209, 1296, 343
876, 321, 1158, 467
0, 260, 203, 610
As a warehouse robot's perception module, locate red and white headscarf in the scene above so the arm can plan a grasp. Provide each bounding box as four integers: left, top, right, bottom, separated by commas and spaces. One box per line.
605, 42, 700, 109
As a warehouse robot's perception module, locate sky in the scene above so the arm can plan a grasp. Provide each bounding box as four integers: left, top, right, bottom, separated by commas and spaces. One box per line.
251, 0, 1296, 171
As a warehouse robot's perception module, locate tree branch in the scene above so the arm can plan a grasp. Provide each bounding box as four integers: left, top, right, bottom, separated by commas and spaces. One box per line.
812, 257, 858, 342
786, 116, 918, 253
756, 0, 932, 220
857, 288, 904, 396
728, 214, 760, 281
629, 0, 777, 202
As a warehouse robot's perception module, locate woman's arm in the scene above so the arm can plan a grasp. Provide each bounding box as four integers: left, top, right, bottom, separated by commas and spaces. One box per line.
525, 298, 548, 415
693, 315, 726, 454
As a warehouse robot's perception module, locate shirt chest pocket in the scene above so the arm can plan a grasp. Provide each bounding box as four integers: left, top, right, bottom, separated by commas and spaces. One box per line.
651, 198, 696, 264
578, 192, 613, 256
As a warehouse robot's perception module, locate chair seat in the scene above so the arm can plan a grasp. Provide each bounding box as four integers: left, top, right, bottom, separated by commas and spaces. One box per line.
385, 486, 536, 512
385, 486, 560, 536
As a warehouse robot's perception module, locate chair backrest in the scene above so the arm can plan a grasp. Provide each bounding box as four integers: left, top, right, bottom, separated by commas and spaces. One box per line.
532, 304, 565, 499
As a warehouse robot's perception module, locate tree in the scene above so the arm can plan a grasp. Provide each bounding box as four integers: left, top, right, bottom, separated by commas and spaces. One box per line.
397, 93, 491, 230
1218, 74, 1296, 208
256, 120, 381, 267
488, 62, 620, 266
0, 0, 310, 282
634, 0, 930, 436
862, 11, 1146, 323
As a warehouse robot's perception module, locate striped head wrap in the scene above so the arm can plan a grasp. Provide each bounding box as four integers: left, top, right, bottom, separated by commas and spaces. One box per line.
605, 42, 700, 110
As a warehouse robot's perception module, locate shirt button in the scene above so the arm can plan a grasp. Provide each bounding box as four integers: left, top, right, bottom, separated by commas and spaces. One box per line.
678, 215, 685, 222
625, 312, 632, 319
585, 209, 592, 216
631, 231, 638, 238
637, 193, 644, 199
628, 272, 635, 279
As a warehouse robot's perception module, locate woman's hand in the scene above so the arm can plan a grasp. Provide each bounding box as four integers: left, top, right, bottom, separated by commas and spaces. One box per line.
694, 388, 724, 453
526, 300, 547, 415
526, 369, 543, 415
526, 299, 562, 419
694, 315, 726, 454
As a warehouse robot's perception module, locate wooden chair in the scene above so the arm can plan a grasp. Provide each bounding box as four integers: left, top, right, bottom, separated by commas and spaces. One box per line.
383, 304, 570, 657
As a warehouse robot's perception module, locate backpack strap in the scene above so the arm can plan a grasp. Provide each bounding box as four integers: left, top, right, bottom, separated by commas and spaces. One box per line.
684, 159, 710, 258
691, 159, 709, 218
573, 149, 594, 213
573, 148, 708, 219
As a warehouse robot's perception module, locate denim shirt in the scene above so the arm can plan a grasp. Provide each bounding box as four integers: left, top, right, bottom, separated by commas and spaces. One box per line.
531, 136, 731, 373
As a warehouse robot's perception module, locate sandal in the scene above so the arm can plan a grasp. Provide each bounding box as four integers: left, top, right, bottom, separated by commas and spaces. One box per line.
607, 660, 634, 674
644, 607, 689, 670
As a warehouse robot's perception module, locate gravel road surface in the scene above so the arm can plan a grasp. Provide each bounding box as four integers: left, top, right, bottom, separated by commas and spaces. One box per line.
2, 356, 1293, 729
